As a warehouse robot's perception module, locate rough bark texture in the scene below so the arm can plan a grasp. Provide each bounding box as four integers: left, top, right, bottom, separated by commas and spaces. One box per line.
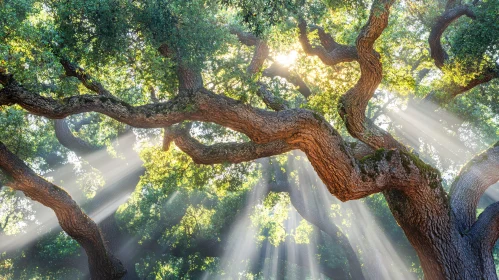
0, 142, 126, 280
298, 20, 359, 67
297, 0, 499, 279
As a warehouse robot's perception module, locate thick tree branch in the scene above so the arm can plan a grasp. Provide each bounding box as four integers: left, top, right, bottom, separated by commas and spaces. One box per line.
54, 119, 101, 156
1, 82, 436, 202
469, 201, 499, 251
450, 142, 499, 233
467, 200, 499, 275
0, 141, 125, 280
337, 0, 403, 150
428, 5, 475, 69
298, 20, 358, 67
164, 125, 293, 164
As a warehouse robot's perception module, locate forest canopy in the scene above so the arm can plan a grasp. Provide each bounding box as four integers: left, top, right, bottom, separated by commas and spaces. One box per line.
0, 0, 498, 279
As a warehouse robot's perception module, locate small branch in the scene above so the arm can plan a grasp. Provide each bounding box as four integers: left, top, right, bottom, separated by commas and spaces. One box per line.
149, 86, 159, 103
229, 28, 260, 46
263, 62, 312, 98
447, 69, 498, 98
247, 41, 269, 74
309, 25, 340, 52
60, 59, 112, 96
256, 82, 289, 111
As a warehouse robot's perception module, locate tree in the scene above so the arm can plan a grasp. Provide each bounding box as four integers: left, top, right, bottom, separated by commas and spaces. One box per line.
0, 0, 498, 279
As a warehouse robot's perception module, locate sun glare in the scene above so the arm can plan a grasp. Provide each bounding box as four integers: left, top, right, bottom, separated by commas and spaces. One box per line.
275, 50, 298, 67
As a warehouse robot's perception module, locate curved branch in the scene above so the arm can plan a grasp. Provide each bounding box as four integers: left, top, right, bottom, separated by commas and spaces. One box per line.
165, 125, 293, 164
263, 63, 312, 98
424, 4, 498, 102
256, 82, 289, 111
338, 0, 403, 150
0, 141, 125, 280
298, 20, 358, 67
1, 81, 434, 202
54, 119, 101, 156
467, 200, 499, 275
428, 5, 476, 69
229, 28, 260, 46
450, 142, 499, 233
469, 201, 499, 252
447, 69, 498, 97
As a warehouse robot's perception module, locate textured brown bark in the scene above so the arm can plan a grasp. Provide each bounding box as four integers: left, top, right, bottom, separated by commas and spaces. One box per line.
336, 0, 403, 151
165, 125, 293, 164
0, 142, 126, 280
298, 20, 359, 67
450, 144, 499, 233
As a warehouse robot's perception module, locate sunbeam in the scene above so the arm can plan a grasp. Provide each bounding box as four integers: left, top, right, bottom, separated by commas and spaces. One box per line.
289, 153, 418, 279
0, 132, 144, 255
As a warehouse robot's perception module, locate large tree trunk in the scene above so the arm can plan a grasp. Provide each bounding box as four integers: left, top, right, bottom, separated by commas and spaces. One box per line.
386, 188, 498, 279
